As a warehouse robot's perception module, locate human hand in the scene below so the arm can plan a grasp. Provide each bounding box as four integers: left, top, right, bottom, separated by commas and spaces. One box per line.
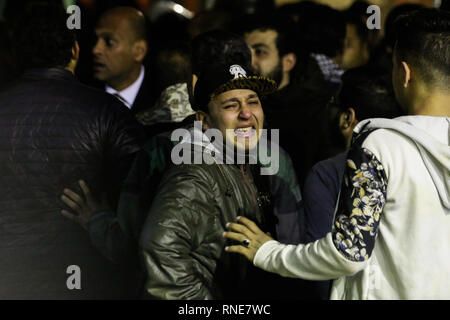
223, 216, 274, 262
60, 180, 109, 230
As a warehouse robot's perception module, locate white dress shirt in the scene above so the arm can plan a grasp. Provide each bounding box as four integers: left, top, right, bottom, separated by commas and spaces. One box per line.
105, 65, 145, 109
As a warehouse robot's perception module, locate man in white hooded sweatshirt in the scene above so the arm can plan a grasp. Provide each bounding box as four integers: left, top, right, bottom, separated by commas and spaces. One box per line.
223, 8, 450, 299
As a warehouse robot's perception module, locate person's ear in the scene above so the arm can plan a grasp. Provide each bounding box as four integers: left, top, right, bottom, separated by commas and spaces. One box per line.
66, 41, 80, 73
339, 108, 358, 148
196, 111, 211, 131
191, 74, 198, 94
339, 108, 357, 130
133, 40, 148, 63
348, 107, 357, 127
281, 53, 296, 73
72, 41, 80, 61
401, 61, 411, 88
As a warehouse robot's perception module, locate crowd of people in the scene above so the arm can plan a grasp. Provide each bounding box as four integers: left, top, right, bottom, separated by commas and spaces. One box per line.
0, 0, 448, 300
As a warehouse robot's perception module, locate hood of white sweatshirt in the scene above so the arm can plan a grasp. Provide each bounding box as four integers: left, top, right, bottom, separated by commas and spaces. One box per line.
354, 116, 450, 210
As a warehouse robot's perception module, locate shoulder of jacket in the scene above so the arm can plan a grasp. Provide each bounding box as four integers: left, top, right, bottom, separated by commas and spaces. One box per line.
357, 128, 410, 153
164, 163, 221, 184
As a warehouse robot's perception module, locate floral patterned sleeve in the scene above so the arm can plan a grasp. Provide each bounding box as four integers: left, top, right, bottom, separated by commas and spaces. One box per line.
332, 143, 388, 262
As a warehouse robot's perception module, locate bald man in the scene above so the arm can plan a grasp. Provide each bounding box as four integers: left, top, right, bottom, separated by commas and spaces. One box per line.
93, 6, 153, 114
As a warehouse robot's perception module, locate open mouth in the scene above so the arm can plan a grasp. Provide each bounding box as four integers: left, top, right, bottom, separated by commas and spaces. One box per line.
234, 126, 256, 138
93, 62, 106, 71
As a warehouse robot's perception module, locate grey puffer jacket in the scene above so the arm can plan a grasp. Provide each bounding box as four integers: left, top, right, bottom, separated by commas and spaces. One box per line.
0, 68, 143, 299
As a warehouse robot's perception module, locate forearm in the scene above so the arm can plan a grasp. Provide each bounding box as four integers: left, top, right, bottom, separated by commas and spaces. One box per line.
253, 145, 386, 282
253, 233, 367, 281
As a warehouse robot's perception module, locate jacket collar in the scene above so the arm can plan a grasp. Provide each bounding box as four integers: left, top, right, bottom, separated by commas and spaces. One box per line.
23, 68, 75, 82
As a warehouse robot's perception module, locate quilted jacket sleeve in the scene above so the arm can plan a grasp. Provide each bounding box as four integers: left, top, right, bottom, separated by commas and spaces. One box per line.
139, 164, 220, 300
100, 100, 145, 207
86, 150, 149, 265
87, 136, 173, 265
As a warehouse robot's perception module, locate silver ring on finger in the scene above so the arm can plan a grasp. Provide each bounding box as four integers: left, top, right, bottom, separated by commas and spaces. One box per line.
241, 239, 250, 248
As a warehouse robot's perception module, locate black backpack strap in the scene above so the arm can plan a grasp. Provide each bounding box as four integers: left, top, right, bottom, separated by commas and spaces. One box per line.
351, 121, 379, 149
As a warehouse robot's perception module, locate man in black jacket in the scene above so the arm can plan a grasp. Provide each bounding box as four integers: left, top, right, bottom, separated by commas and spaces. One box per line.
0, 3, 143, 299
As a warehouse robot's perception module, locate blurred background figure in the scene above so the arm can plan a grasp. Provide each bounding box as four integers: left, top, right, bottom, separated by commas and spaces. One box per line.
92, 6, 153, 114
341, 4, 371, 69
241, 15, 299, 90
135, 39, 195, 137
239, 12, 333, 186
296, 2, 347, 87
346, 0, 382, 51
369, 3, 425, 73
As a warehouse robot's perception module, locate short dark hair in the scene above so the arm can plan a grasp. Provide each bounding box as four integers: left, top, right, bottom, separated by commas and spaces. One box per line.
12, 1, 76, 70
297, 3, 346, 58
384, 4, 425, 50
191, 30, 252, 77
327, 66, 402, 150
238, 13, 307, 84
336, 66, 403, 120
394, 8, 450, 90
151, 40, 192, 94
238, 13, 298, 58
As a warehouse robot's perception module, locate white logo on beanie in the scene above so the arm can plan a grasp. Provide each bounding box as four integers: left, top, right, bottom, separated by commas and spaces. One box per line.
229, 65, 247, 79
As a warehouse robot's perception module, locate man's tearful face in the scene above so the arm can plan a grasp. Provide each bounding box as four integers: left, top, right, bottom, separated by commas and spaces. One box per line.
205, 89, 264, 151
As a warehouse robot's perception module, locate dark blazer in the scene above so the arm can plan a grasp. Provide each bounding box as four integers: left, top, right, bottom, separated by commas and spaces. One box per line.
0, 68, 143, 299
86, 66, 157, 116
130, 67, 157, 115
